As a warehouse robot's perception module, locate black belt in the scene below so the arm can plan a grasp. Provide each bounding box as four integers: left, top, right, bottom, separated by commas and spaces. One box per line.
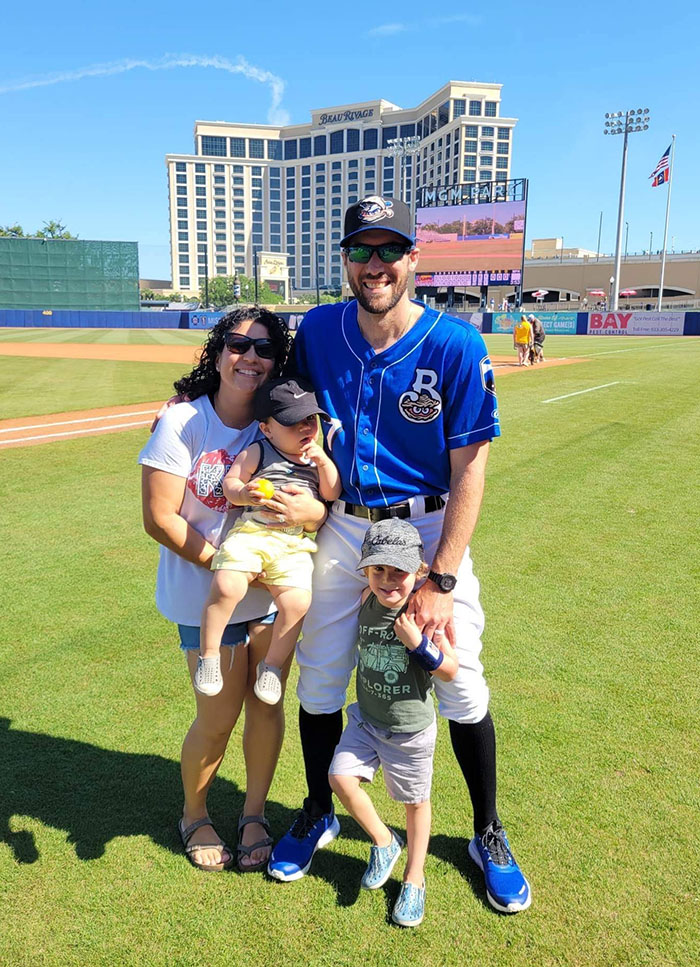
343, 496, 445, 523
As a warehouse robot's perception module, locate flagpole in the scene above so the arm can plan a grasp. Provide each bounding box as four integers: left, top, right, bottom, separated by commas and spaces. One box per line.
657, 135, 676, 311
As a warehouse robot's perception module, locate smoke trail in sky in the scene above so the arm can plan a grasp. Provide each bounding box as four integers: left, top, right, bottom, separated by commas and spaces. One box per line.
0, 53, 290, 125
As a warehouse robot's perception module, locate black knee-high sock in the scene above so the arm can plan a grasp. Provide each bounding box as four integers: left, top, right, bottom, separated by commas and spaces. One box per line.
449, 711, 499, 836
298, 705, 343, 815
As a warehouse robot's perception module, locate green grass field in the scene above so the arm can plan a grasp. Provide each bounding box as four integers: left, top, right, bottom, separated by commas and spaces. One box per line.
2, 330, 699, 966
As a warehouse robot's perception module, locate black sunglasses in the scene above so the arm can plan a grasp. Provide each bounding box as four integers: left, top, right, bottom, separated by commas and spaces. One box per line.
343, 242, 411, 264
224, 332, 277, 359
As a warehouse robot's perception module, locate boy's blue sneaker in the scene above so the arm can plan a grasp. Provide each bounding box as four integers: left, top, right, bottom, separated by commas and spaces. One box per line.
391, 879, 426, 927
267, 801, 340, 882
360, 829, 403, 890
468, 820, 531, 913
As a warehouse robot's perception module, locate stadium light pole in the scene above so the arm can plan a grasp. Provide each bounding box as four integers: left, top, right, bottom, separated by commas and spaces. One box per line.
604, 107, 650, 310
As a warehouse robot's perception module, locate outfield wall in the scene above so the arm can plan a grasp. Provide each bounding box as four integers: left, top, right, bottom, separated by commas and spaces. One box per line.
1, 308, 699, 335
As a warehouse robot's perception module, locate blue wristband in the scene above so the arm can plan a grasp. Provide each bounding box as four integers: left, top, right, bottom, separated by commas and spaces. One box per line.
409, 634, 444, 672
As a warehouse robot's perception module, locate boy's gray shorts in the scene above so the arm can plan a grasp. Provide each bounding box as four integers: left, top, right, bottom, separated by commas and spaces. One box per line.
329, 703, 437, 804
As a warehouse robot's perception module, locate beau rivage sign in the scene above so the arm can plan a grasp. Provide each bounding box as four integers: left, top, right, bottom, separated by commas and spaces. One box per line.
313, 107, 377, 126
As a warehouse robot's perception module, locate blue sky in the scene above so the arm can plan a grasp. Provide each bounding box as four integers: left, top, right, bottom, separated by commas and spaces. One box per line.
2, 0, 697, 279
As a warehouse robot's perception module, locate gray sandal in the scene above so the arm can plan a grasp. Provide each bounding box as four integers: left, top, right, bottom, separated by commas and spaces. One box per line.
178, 817, 233, 872
236, 814, 273, 873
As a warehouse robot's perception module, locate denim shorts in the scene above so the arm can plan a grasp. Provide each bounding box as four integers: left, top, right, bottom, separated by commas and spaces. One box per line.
177, 612, 276, 652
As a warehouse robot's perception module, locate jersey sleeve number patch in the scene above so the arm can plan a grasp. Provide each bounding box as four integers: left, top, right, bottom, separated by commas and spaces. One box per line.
398, 368, 442, 424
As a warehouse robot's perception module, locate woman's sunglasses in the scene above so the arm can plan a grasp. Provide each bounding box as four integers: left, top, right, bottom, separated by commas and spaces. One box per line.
224, 332, 278, 359
343, 242, 411, 264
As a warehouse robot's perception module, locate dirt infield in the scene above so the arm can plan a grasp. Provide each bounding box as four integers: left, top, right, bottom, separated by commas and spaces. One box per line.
1, 343, 585, 448
0, 342, 200, 364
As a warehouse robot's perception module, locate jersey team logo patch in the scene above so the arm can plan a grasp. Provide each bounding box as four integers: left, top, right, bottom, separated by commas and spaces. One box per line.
188, 448, 235, 511
357, 196, 394, 224
398, 368, 442, 423
480, 355, 497, 397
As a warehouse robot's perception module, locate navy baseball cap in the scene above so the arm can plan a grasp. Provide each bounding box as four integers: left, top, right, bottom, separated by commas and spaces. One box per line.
341, 195, 415, 247
357, 518, 424, 574
253, 377, 330, 426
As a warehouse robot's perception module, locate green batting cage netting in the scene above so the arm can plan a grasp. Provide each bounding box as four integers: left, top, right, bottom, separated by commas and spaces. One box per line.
0, 238, 140, 311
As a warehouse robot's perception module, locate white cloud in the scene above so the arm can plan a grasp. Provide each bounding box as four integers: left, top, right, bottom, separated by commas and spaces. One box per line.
367, 23, 409, 36
0, 53, 289, 126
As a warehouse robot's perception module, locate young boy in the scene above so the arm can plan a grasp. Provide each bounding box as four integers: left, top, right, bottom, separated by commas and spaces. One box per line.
196, 377, 341, 703
329, 519, 458, 928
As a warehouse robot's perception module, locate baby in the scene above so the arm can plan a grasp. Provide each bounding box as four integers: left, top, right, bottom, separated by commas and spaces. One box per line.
196, 377, 341, 703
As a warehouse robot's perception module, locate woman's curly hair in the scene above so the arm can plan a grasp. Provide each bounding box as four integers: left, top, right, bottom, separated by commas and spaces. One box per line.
173, 307, 293, 399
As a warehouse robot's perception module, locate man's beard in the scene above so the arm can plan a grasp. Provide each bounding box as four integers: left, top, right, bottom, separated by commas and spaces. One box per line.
348, 271, 408, 315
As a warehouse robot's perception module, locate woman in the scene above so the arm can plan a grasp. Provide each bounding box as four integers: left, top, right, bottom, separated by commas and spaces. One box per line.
139, 308, 326, 872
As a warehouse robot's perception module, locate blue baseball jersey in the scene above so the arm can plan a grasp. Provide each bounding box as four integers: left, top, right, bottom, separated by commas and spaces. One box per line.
288, 301, 500, 508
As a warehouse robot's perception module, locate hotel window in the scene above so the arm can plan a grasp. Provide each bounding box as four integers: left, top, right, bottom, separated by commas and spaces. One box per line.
216, 255, 226, 263
177, 220, 188, 230
481, 156, 493, 167
175, 162, 186, 172
267, 140, 282, 160
215, 244, 226, 252
214, 164, 225, 172
233, 165, 243, 173
195, 163, 205, 172
469, 101, 482, 116
453, 99, 466, 118
465, 155, 477, 167
214, 199, 225, 208
314, 135, 327, 156
346, 129, 360, 152
482, 127, 495, 137
214, 176, 225, 184
215, 233, 225, 241
195, 187, 206, 197
400, 123, 416, 137
195, 175, 206, 185
363, 129, 378, 150
498, 128, 510, 140
195, 198, 206, 208
284, 140, 298, 160
382, 126, 397, 148
465, 125, 478, 139
330, 130, 344, 154
485, 101, 497, 117
497, 143, 509, 155
464, 171, 476, 182
300, 137, 312, 158
178, 243, 189, 253
230, 138, 246, 158
176, 174, 186, 184
479, 170, 492, 180
214, 188, 225, 196
201, 136, 227, 156
496, 158, 508, 169
177, 209, 188, 218
178, 232, 188, 241
215, 221, 226, 230
438, 102, 449, 128
180, 277, 190, 286
249, 138, 264, 159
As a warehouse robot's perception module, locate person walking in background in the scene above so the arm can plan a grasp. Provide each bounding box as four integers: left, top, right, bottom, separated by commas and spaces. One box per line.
529, 314, 546, 363
513, 315, 532, 366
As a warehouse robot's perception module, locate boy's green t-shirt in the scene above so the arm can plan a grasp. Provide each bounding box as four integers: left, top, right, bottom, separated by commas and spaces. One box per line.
355, 592, 435, 733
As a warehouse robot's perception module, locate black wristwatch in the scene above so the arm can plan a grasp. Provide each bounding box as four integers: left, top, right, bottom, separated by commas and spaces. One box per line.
427, 569, 457, 593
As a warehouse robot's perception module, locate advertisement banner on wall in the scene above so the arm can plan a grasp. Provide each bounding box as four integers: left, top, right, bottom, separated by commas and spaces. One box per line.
188, 310, 308, 331
190, 312, 225, 329
491, 311, 578, 335
587, 312, 685, 336
452, 311, 483, 332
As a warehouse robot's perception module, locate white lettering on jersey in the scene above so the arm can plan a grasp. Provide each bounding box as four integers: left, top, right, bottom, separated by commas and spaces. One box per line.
480, 355, 497, 397
398, 368, 442, 424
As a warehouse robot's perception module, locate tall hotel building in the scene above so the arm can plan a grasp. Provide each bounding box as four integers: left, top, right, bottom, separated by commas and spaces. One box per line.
166, 81, 517, 295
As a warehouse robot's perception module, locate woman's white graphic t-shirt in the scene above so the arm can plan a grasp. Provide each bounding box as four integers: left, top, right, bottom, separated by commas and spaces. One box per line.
138, 396, 275, 626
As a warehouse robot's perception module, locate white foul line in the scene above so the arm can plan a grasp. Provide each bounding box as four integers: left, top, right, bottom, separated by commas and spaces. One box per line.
0, 409, 157, 434
541, 382, 621, 404
0, 419, 152, 446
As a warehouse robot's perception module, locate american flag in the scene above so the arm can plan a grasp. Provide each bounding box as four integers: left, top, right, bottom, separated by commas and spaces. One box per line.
649, 145, 671, 187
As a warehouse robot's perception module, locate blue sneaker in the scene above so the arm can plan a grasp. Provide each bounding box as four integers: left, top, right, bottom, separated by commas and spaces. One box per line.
391, 880, 426, 927
468, 820, 531, 913
267, 802, 340, 882
361, 830, 403, 890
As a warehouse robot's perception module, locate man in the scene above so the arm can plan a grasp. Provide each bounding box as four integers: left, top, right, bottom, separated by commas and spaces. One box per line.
529, 314, 546, 363
268, 196, 531, 913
